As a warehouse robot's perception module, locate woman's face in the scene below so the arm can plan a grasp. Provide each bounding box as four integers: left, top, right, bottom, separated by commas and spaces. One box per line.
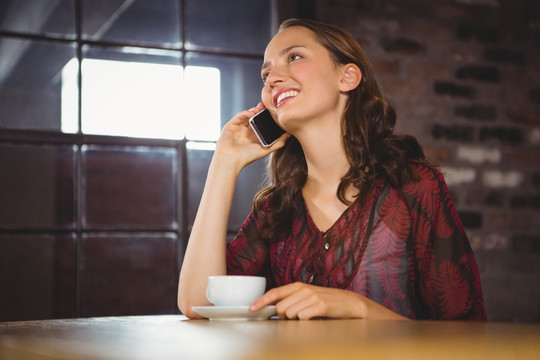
261, 26, 346, 131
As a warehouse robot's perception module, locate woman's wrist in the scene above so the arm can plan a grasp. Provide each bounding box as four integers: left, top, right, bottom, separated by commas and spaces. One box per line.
352, 292, 408, 320
351, 292, 369, 318
209, 151, 246, 179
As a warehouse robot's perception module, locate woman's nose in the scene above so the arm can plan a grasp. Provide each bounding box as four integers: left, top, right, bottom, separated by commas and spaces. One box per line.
265, 67, 285, 86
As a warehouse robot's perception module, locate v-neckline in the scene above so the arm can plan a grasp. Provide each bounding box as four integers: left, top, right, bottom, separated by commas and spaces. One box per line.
300, 192, 360, 234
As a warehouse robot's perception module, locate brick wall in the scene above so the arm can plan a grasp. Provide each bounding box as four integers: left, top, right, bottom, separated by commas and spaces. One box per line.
312, 0, 539, 322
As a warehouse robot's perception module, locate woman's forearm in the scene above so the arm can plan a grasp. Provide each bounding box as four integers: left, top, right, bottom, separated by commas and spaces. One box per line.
177, 154, 243, 318
357, 294, 409, 320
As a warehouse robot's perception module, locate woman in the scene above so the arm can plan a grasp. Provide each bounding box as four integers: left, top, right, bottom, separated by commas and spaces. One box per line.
178, 18, 487, 321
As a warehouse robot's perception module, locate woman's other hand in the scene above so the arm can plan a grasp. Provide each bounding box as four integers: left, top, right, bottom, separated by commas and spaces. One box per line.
249, 282, 408, 320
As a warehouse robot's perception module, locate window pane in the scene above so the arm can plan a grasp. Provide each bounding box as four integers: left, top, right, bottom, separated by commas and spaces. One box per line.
77, 51, 262, 141
186, 0, 272, 53
0, 0, 75, 37
183, 65, 221, 141
186, 52, 265, 129
0, 38, 76, 132
185, 54, 268, 231
80, 46, 183, 139
81, 0, 181, 47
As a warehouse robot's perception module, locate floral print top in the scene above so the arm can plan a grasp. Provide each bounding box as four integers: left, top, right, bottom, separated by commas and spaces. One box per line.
226, 163, 487, 320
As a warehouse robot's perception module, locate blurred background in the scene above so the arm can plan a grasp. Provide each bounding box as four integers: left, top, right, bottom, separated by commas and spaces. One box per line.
0, 0, 538, 323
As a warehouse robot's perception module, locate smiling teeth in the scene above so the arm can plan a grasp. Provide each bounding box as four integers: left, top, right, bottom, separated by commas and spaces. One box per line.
277, 90, 298, 106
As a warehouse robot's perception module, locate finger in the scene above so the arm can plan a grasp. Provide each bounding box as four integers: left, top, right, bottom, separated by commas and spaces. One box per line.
296, 297, 333, 320
252, 135, 290, 160
229, 106, 262, 126
295, 289, 359, 320
249, 286, 290, 311
274, 286, 310, 316
246, 102, 266, 118
267, 132, 291, 150
249, 283, 302, 312
253, 101, 266, 113
278, 289, 322, 320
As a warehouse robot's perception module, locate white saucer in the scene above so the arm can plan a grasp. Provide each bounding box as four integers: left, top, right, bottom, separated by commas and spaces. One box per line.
192, 305, 277, 321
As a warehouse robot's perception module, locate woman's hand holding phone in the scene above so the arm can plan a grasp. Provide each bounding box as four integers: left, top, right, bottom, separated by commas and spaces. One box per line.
216, 103, 289, 170
249, 108, 286, 147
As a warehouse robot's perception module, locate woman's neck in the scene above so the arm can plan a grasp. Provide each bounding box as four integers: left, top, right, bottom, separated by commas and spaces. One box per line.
296, 119, 358, 231
296, 119, 350, 193
286, 93, 352, 196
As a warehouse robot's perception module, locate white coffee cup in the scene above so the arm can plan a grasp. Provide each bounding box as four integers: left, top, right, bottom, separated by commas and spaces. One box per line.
206, 275, 266, 307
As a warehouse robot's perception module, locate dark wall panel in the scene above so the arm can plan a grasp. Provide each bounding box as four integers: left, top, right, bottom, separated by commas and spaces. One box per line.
82, 146, 177, 230
0, 143, 76, 229
0, 234, 76, 321
81, 234, 177, 317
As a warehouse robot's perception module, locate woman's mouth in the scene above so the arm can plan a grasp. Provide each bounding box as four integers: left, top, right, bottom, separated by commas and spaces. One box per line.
274, 89, 299, 108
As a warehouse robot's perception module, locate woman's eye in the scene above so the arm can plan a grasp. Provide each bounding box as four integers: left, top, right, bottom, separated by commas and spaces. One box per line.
289, 53, 302, 62
261, 72, 269, 83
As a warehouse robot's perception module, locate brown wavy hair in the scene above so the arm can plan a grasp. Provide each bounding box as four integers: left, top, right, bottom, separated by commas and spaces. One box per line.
253, 18, 426, 237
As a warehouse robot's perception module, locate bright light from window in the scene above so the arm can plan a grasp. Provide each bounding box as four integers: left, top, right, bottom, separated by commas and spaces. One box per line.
61, 59, 79, 134
184, 66, 221, 141
61, 58, 221, 141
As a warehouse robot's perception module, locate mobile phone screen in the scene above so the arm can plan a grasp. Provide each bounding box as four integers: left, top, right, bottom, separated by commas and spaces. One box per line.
249, 109, 286, 147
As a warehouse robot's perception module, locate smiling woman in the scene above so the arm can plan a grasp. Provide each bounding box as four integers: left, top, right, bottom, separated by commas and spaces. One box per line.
177, 18, 487, 321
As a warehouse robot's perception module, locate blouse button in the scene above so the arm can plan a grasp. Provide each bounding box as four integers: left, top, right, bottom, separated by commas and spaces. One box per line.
308, 274, 314, 283
324, 242, 330, 250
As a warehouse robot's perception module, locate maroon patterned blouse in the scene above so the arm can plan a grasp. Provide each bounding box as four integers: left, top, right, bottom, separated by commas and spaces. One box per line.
226, 163, 487, 320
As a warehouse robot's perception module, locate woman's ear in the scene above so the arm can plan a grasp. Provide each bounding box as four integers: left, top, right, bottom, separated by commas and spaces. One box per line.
339, 64, 362, 92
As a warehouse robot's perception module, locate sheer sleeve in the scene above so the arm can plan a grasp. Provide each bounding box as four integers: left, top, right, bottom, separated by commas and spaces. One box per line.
405, 163, 487, 320
226, 210, 270, 278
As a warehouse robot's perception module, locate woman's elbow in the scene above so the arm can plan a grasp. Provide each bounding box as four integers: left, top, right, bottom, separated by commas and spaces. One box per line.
178, 298, 203, 319
180, 307, 202, 319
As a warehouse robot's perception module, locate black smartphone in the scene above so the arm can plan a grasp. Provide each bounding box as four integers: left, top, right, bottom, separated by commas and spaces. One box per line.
249, 109, 286, 147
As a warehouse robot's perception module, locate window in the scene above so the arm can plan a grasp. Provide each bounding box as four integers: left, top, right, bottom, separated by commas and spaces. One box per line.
62, 58, 221, 141
0, 0, 275, 320
0, 0, 274, 142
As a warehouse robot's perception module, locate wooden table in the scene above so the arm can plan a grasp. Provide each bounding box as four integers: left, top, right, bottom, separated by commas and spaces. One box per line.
1, 315, 539, 360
